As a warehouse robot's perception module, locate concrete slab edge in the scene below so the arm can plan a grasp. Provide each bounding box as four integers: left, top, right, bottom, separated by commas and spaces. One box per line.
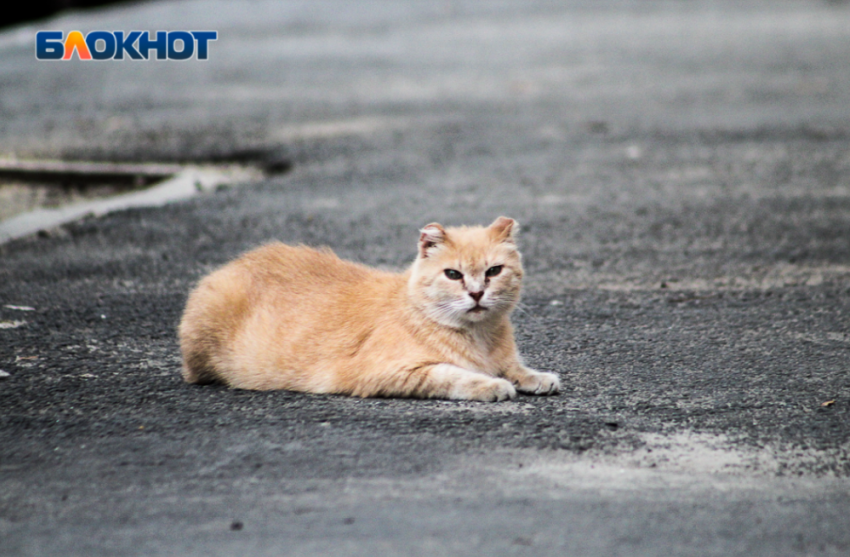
0, 166, 260, 245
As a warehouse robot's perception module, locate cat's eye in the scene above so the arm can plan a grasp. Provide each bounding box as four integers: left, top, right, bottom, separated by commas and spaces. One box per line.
485, 265, 503, 278
444, 269, 463, 281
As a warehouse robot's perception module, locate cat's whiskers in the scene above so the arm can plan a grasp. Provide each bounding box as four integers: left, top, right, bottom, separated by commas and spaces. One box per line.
485, 292, 517, 312
511, 300, 551, 330
424, 299, 467, 327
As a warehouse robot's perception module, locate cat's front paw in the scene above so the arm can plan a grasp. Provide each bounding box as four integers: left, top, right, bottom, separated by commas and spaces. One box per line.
514, 370, 561, 396
453, 377, 517, 402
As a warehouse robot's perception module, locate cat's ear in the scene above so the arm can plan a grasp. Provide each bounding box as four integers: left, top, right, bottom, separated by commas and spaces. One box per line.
489, 216, 518, 243
418, 223, 446, 258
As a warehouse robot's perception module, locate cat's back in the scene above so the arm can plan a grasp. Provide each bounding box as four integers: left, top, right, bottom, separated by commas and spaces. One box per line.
237, 242, 374, 290
193, 242, 394, 309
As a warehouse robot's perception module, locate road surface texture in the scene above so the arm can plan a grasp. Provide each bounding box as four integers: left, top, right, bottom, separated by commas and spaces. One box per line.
1, 1, 849, 555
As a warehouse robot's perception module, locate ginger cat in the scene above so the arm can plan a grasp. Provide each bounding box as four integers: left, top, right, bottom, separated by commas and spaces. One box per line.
178, 216, 560, 401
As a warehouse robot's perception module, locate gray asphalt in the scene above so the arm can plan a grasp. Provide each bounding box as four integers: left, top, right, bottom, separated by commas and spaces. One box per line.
1, 1, 849, 555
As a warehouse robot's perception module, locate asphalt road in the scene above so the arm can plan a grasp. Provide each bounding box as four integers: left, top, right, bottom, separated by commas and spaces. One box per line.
1, 1, 849, 555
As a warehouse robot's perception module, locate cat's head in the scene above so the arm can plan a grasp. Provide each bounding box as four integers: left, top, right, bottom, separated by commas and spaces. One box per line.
409, 216, 524, 328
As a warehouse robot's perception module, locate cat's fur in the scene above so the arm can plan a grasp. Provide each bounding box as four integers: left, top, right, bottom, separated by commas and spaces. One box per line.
178, 216, 560, 401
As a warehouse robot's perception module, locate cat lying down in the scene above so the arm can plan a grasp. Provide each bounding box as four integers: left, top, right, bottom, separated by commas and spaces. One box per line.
179, 216, 560, 401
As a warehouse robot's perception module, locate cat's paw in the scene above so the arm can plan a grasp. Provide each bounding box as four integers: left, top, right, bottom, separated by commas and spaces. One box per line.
454, 377, 517, 402
514, 370, 561, 396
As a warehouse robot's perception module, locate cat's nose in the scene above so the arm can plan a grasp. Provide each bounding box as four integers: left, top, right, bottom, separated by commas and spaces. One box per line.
469, 291, 484, 302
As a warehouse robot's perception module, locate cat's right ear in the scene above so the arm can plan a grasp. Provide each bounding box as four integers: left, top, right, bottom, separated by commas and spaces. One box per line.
418, 223, 446, 258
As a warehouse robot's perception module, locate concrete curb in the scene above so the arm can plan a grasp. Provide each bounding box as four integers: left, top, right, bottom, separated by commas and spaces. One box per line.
0, 165, 260, 244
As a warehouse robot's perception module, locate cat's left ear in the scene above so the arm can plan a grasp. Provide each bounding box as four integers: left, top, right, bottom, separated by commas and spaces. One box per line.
489, 216, 518, 243
419, 223, 446, 258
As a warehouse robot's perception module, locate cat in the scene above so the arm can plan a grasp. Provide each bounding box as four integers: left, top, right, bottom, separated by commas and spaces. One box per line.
178, 216, 560, 401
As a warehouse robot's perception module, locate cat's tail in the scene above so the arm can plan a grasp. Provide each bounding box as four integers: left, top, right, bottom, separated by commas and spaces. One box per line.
178, 263, 249, 386
179, 307, 225, 385
181, 355, 219, 385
